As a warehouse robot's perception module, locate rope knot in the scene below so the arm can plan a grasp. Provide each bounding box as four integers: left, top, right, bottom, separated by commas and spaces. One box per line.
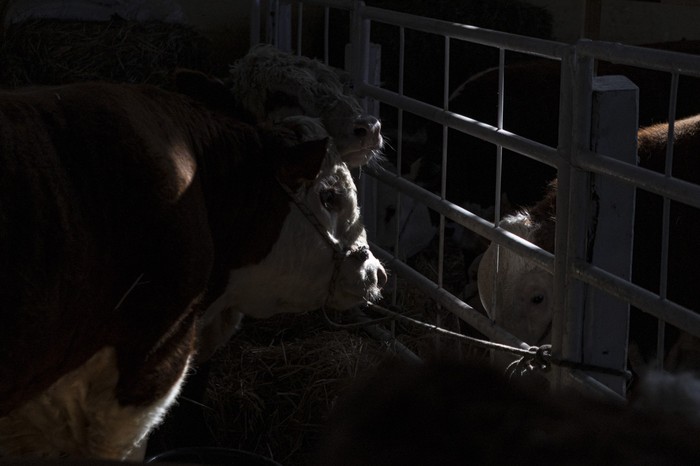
506, 344, 552, 380
532, 344, 552, 371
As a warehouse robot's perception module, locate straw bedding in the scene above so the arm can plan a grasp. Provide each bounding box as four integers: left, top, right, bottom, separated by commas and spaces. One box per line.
0, 18, 222, 88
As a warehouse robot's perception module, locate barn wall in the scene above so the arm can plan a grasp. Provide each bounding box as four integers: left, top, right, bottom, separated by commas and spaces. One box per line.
525, 0, 700, 44
176, 0, 252, 62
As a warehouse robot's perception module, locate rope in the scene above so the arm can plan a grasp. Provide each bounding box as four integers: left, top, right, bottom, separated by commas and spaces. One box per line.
365, 303, 633, 381
277, 180, 631, 382
277, 177, 375, 315
321, 306, 397, 329
276, 180, 344, 255
366, 303, 534, 358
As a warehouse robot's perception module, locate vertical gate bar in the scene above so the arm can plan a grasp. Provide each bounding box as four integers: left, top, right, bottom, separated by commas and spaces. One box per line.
266, 0, 278, 45
349, 0, 370, 110
296, 2, 303, 55
393, 26, 405, 268
323, 6, 329, 64
488, 47, 507, 350
250, 0, 261, 46
657, 71, 679, 369
438, 36, 450, 291
495, 47, 505, 225
390, 23, 404, 343
552, 48, 575, 390
434, 35, 450, 349
273, 0, 292, 51
552, 45, 595, 391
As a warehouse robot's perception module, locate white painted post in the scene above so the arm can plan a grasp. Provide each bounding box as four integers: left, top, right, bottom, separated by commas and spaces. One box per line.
267, 0, 292, 51
582, 75, 638, 395
250, 0, 261, 46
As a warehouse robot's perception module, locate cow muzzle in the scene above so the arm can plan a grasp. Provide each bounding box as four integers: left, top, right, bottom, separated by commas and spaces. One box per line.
326, 245, 387, 310
341, 115, 383, 168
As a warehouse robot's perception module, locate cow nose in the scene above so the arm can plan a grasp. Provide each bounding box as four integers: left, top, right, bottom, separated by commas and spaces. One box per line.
354, 116, 380, 138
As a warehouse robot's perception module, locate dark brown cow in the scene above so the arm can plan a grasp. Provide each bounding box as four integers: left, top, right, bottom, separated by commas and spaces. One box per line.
0, 79, 384, 459
317, 360, 700, 466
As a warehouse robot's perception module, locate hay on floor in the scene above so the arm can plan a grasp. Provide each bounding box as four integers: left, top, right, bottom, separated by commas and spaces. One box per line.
0, 18, 221, 88
203, 312, 400, 466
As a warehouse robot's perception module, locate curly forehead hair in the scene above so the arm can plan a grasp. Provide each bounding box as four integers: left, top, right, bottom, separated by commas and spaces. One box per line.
228, 44, 359, 119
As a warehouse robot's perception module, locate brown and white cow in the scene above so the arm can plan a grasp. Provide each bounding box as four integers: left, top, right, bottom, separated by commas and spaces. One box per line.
226, 44, 384, 168
477, 114, 700, 374
0, 79, 384, 459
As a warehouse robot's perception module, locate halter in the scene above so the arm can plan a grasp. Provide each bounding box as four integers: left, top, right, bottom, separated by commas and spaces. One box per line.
277, 179, 370, 309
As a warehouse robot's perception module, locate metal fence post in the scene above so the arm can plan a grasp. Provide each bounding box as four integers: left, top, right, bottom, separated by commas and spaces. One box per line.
581, 75, 638, 395
250, 0, 261, 46
268, 0, 292, 51
552, 44, 594, 392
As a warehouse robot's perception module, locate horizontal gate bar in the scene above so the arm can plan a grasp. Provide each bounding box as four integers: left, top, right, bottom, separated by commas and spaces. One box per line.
572, 260, 700, 337
577, 39, 700, 78
360, 83, 560, 168
281, 0, 354, 10
363, 6, 568, 60
366, 165, 556, 274
370, 242, 531, 350
575, 149, 700, 210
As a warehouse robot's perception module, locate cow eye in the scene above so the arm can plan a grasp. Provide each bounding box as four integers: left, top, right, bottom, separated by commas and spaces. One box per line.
320, 190, 336, 210
531, 294, 545, 305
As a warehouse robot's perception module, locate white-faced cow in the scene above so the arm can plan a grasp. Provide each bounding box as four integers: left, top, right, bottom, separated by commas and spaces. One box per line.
477, 114, 700, 374
0, 78, 384, 459
226, 44, 383, 168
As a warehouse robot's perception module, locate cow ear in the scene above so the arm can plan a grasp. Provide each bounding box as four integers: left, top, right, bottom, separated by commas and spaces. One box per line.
278, 137, 329, 185
174, 69, 240, 115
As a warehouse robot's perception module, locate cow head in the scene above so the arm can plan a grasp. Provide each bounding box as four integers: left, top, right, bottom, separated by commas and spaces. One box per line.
477, 213, 554, 348
197, 116, 386, 361
227, 44, 383, 168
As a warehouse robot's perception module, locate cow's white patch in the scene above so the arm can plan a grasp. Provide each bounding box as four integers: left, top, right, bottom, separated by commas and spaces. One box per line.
198, 120, 386, 360
0, 346, 188, 460
196, 116, 385, 362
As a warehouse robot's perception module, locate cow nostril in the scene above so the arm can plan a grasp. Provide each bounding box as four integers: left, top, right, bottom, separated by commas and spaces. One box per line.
354, 126, 368, 138
354, 116, 380, 139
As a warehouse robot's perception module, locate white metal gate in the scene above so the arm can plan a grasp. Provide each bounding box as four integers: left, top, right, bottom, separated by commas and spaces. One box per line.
252, 0, 700, 401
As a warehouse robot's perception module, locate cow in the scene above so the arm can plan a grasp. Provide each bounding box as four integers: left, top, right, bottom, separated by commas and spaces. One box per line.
225, 44, 384, 169
477, 114, 700, 377
0, 78, 385, 459
316, 359, 700, 466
